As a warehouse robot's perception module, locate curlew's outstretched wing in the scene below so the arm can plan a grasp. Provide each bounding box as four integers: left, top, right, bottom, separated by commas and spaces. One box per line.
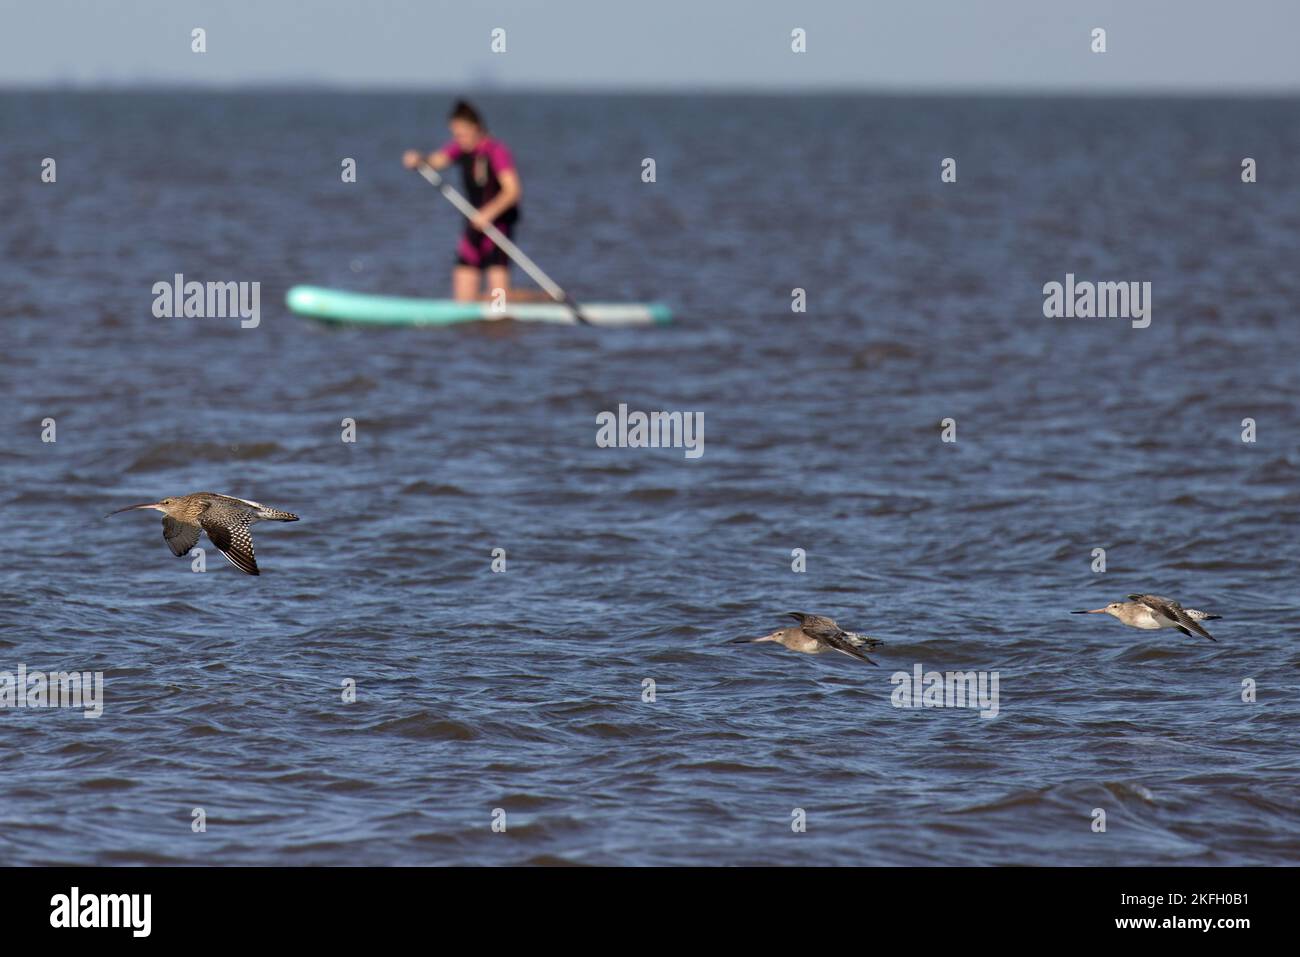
161, 517, 201, 558
202, 514, 259, 576
1129, 594, 1216, 641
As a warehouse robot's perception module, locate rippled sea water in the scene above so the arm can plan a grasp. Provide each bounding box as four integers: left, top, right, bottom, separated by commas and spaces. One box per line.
1, 92, 1298, 865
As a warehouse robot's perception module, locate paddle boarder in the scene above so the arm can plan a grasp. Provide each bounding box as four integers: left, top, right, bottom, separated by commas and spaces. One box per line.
403, 100, 522, 303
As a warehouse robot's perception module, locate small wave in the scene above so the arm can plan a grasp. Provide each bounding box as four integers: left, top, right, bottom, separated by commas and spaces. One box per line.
124, 442, 285, 473
400, 481, 470, 497
366, 712, 478, 741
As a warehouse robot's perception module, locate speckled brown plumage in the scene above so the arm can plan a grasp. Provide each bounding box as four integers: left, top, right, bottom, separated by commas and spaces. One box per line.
108, 492, 298, 576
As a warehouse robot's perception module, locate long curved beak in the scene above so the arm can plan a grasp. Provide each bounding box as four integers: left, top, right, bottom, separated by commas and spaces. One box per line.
1071, 608, 1107, 614
106, 503, 162, 517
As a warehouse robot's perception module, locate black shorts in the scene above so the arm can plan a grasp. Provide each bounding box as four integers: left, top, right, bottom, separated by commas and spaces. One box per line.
455, 223, 514, 269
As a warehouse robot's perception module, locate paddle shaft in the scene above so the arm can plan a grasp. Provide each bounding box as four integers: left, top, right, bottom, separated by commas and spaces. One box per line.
415, 162, 589, 324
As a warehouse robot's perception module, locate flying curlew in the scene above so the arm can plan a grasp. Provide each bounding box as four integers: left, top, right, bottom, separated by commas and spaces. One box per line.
108, 492, 298, 576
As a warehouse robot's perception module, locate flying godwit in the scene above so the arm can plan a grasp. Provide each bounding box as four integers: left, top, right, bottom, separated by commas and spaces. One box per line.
730, 613, 883, 664
1072, 594, 1221, 641
108, 493, 298, 575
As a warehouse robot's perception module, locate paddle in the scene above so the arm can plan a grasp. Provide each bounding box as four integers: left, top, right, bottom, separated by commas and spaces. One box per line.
414, 162, 590, 325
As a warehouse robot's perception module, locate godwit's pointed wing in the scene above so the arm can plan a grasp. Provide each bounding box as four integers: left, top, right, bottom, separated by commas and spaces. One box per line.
791, 612, 880, 645
1129, 594, 1216, 641
1129, 594, 1174, 607
787, 615, 872, 663
788, 612, 841, 636
843, 631, 884, 649
821, 632, 879, 665
202, 514, 259, 575
161, 517, 201, 558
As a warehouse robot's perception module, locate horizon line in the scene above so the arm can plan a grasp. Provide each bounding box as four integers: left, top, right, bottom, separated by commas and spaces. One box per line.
4, 81, 1300, 98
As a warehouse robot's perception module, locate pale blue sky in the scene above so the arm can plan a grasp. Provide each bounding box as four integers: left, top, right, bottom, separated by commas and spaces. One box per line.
2, 0, 1298, 91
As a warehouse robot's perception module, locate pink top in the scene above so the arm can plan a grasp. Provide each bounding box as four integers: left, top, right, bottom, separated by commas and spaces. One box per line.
441, 136, 516, 176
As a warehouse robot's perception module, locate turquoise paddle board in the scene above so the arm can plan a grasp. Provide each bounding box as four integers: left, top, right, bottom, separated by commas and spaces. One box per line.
286, 286, 671, 327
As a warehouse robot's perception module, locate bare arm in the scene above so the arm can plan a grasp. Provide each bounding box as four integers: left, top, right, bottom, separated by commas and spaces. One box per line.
402, 149, 453, 170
